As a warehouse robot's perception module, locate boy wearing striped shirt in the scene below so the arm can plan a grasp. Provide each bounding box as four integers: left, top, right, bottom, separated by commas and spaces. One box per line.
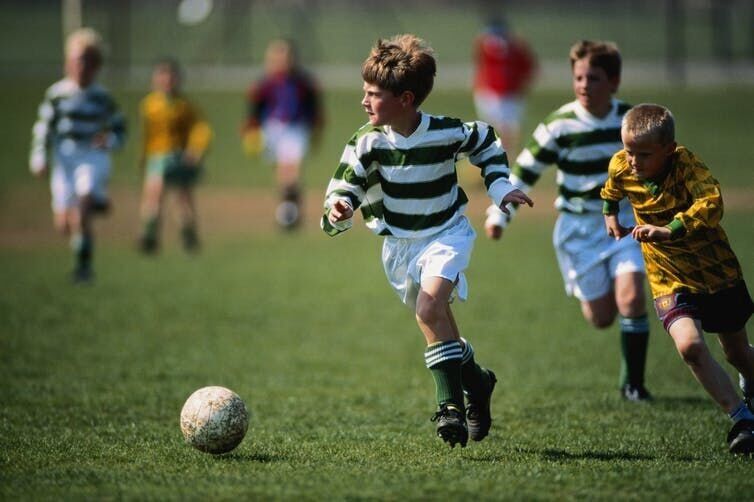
485, 40, 652, 401
30, 28, 126, 283
322, 35, 533, 448
602, 104, 754, 455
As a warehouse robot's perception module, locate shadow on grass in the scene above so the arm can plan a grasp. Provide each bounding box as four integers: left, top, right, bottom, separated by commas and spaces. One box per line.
468, 447, 697, 463
216, 452, 282, 463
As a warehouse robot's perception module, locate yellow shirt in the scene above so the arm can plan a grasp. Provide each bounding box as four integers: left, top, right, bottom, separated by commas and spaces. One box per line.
140, 91, 212, 157
601, 146, 743, 298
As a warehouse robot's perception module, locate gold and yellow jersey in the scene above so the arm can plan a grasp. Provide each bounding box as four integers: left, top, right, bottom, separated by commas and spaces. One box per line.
140, 91, 212, 157
601, 146, 743, 298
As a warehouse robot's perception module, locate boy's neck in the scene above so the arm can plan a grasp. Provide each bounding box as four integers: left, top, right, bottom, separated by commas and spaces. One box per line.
585, 99, 613, 119
389, 110, 422, 138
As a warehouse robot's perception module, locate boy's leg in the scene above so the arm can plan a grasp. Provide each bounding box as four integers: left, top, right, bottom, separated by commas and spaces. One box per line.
718, 329, 754, 410
71, 195, 95, 282
668, 317, 741, 411
418, 277, 467, 447
139, 176, 164, 253
176, 187, 199, 252
615, 272, 651, 400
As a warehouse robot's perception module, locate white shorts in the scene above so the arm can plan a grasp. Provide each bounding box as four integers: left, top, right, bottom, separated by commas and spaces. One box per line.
382, 216, 476, 309
50, 145, 111, 212
473, 92, 524, 128
262, 120, 311, 166
553, 204, 645, 301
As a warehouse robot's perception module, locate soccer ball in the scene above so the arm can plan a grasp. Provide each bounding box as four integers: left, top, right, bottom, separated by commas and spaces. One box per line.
180, 386, 250, 454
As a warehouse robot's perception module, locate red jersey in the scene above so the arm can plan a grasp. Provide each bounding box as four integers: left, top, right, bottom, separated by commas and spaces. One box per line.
473, 33, 536, 96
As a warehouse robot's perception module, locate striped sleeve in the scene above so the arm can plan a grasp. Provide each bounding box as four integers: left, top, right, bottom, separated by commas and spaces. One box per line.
513, 121, 560, 191
321, 134, 368, 236
29, 90, 55, 173
458, 121, 515, 207
105, 93, 127, 150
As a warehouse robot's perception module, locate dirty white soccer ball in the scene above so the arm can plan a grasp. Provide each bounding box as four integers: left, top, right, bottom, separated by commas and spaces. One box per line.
180, 386, 250, 454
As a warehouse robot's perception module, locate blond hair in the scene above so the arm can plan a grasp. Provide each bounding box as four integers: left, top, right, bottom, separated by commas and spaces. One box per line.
569, 40, 621, 80
65, 27, 104, 62
361, 34, 436, 107
622, 104, 675, 145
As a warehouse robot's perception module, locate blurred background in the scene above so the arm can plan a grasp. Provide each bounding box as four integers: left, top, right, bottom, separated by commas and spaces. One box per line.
3, 0, 754, 89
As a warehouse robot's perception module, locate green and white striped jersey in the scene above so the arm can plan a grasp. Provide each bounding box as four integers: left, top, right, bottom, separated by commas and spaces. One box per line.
30, 78, 126, 173
514, 98, 630, 215
322, 112, 515, 238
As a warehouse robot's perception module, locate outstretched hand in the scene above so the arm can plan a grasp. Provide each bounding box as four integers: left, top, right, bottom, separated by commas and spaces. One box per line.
631, 224, 671, 243
604, 214, 632, 240
328, 199, 353, 224
500, 189, 533, 215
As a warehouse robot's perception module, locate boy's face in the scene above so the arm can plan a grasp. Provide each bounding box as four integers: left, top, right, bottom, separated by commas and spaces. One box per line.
153, 66, 180, 94
65, 44, 101, 87
621, 130, 676, 180
361, 82, 411, 127
572, 58, 618, 117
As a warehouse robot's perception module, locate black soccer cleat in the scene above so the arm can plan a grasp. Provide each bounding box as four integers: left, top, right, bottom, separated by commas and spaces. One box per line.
621, 383, 653, 402
71, 266, 94, 284
466, 369, 497, 442
431, 403, 468, 448
727, 419, 754, 455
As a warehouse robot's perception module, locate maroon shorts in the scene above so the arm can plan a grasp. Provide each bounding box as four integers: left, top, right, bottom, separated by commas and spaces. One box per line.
654, 281, 754, 333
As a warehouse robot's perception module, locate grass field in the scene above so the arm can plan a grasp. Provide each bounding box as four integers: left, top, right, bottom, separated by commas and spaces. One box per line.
2, 85, 754, 499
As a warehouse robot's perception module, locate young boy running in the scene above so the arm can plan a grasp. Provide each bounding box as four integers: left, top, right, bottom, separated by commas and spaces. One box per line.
602, 103, 754, 455
322, 34, 533, 448
484, 40, 652, 401
137, 58, 212, 253
29, 28, 126, 283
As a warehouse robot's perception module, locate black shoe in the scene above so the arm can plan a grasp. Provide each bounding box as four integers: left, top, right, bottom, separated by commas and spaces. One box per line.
430, 403, 468, 448
621, 384, 653, 402
139, 237, 159, 255
72, 267, 93, 284
728, 419, 754, 455
466, 369, 497, 442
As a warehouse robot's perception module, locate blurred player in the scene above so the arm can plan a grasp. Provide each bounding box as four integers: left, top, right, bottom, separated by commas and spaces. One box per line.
473, 17, 537, 160
29, 27, 126, 283
322, 35, 533, 448
137, 58, 212, 254
485, 41, 652, 401
243, 38, 323, 230
602, 103, 754, 454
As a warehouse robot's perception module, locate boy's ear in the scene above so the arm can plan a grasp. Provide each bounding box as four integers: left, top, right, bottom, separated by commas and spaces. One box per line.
609, 76, 620, 94
399, 90, 416, 107
664, 141, 677, 156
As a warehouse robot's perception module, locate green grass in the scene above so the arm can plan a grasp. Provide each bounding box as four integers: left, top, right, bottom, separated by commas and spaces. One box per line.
2, 215, 753, 499
2, 82, 754, 498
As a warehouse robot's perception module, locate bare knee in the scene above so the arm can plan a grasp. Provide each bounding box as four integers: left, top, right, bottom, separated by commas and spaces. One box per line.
676, 338, 708, 367
581, 300, 616, 329
415, 294, 445, 328
615, 273, 646, 317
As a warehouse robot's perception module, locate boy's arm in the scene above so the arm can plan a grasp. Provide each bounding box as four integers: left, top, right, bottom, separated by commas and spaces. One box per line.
29, 92, 54, 176
185, 103, 212, 164
600, 156, 632, 239
484, 121, 557, 230
321, 139, 367, 237
460, 121, 532, 209
97, 94, 127, 151
664, 153, 723, 239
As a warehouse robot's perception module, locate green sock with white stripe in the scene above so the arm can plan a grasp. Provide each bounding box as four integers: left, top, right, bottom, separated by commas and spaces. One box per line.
619, 315, 650, 388
460, 337, 489, 401
425, 340, 464, 409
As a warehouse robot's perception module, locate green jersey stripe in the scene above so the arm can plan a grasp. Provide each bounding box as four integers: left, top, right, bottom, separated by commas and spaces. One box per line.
381, 172, 458, 199
554, 128, 621, 149
363, 143, 461, 167
383, 190, 467, 231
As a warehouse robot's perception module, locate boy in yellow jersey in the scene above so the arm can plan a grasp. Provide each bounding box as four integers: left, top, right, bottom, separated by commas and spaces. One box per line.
138, 59, 212, 253
601, 103, 754, 455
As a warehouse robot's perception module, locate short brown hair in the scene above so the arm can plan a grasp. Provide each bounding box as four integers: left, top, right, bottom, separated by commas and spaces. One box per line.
622, 104, 675, 145
569, 40, 621, 80
361, 34, 436, 107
